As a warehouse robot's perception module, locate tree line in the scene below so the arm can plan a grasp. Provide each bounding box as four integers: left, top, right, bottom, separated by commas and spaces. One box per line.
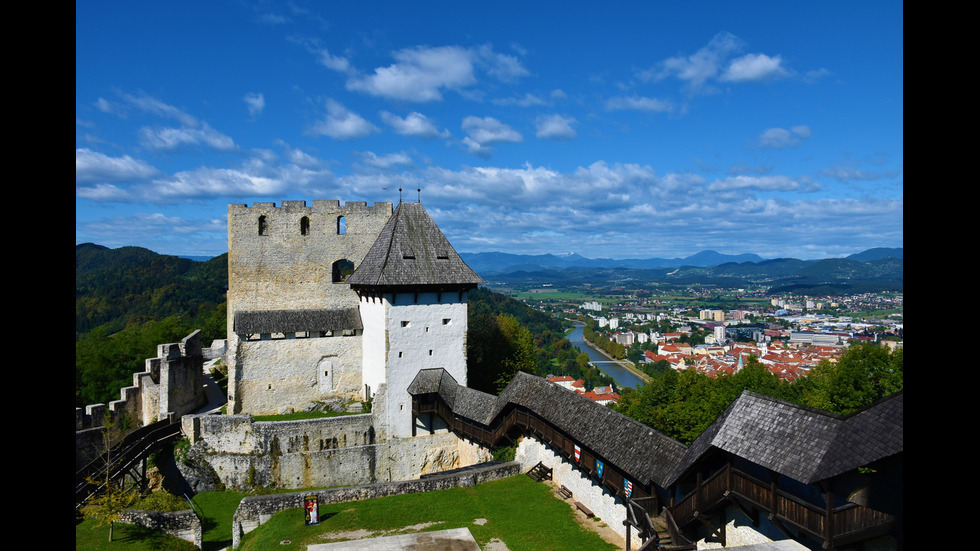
612, 343, 903, 445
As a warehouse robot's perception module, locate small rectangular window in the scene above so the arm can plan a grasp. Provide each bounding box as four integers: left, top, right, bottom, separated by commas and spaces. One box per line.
401, 321, 410, 327
442, 318, 451, 325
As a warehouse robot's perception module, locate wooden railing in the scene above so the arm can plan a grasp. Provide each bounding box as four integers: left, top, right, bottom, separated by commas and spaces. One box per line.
670, 462, 896, 548
413, 394, 659, 516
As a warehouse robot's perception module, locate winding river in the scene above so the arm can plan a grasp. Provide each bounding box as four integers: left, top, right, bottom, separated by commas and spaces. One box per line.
565, 322, 646, 390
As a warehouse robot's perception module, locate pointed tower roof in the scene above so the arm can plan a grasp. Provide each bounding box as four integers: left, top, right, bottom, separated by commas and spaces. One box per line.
347, 201, 483, 290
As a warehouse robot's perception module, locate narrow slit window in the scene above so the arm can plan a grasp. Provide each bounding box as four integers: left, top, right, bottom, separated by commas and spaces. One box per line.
337, 215, 346, 235
258, 215, 267, 236
300, 216, 310, 235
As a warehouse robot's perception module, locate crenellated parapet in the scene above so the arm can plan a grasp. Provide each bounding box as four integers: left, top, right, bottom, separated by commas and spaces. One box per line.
75, 331, 205, 432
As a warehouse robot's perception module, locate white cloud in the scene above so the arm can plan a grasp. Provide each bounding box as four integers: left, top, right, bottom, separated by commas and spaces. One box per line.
139, 123, 237, 151
707, 175, 802, 192
461, 116, 522, 156
721, 53, 790, 82
640, 32, 792, 93
535, 114, 577, 140
312, 99, 378, 140
345, 44, 527, 102
317, 48, 351, 72
244, 93, 265, 118
357, 151, 413, 168
380, 111, 450, 138
75, 148, 159, 183
758, 126, 811, 149
642, 32, 744, 92
605, 95, 674, 113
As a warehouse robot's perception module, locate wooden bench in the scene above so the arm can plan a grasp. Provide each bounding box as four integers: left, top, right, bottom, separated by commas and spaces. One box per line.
574, 501, 594, 518
557, 485, 572, 499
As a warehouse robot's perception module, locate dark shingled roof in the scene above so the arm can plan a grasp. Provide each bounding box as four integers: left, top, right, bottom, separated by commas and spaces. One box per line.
410, 369, 904, 489
668, 390, 904, 485
408, 369, 688, 487
346, 202, 483, 288
233, 308, 363, 334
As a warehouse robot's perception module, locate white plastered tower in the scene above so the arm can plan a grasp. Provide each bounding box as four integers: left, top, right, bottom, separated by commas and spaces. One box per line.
347, 201, 483, 437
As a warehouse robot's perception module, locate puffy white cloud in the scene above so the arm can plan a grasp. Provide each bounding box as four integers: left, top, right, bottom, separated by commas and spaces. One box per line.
535, 114, 577, 140
345, 44, 527, 102
311, 99, 379, 140
461, 116, 522, 156
641, 32, 745, 91
721, 53, 790, 82
380, 111, 450, 138
76, 148, 159, 184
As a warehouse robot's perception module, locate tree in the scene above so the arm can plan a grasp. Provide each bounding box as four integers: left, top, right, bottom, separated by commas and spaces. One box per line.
80, 415, 139, 542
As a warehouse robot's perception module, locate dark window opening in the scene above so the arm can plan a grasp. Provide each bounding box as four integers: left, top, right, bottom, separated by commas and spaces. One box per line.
332, 258, 355, 283
258, 215, 267, 236
337, 215, 346, 235
300, 216, 310, 235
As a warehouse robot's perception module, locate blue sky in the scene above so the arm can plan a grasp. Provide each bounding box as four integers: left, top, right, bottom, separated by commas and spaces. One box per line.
76, 1, 903, 260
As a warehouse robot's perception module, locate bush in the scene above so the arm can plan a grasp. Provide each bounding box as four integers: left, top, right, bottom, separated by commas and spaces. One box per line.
135, 490, 190, 512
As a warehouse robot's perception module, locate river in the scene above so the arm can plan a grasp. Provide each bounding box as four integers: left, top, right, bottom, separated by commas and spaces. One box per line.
565, 322, 646, 390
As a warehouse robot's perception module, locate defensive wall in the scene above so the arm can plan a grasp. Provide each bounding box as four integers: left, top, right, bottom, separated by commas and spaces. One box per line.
230, 460, 520, 549
75, 331, 209, 469
180, 399, 491, 491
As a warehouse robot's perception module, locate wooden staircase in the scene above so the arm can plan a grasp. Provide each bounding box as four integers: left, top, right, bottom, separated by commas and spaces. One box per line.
526, 462, 553, 482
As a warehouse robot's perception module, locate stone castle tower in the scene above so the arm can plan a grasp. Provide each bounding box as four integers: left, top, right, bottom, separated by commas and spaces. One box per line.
225, 199, 481, 436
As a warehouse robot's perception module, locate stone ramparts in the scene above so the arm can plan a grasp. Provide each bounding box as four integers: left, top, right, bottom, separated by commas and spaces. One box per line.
180, 412, 491, 490
76, 331, 205, 432
231, 461, 520, 549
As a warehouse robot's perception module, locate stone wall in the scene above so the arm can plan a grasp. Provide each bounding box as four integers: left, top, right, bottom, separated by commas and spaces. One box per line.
119, 508, 202, 549
225, 200, 393, 415
232, 332, 363, 415
76, 331, 205, 469
515, 435, 642, 550
180, 410, 492, 490
231, 461, 520, 549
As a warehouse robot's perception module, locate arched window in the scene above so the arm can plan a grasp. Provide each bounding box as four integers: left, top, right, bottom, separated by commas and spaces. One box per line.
258, 215, 267, 236
332, 259, 354, 283
337, 215, 346, 235
300, 216, 310, 236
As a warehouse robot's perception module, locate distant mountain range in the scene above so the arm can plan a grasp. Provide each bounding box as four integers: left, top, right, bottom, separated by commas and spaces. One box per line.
460, 248, 902, 274
461, 247, 903, 294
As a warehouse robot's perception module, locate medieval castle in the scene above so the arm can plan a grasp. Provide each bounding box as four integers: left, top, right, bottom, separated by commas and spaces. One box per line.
76, 198, 903, 550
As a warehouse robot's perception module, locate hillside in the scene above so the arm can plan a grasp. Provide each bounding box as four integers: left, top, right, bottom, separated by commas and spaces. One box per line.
76, 243, 229, 335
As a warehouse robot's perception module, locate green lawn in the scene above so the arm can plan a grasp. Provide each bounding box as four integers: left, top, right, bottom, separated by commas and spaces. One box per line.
239, 475, 617, 551
77, 476, 617, 551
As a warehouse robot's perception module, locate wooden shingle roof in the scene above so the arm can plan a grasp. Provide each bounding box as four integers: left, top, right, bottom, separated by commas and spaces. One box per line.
408, 369, 688, 487
233, 308, 362, 334
668, 390, 904, 485
409, 369, 904, 490
346, 202, 483, 289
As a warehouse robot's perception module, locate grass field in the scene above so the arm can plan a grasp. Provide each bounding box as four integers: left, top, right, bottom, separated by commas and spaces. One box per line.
76, 476, 618, 551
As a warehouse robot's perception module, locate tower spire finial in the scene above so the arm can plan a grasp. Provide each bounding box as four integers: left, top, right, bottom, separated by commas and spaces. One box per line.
417, 187, 421, 203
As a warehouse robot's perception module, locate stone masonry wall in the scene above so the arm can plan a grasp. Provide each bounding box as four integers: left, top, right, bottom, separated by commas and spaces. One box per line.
225, 200, 392, 414
515, 435, 642, 550
232, 333, 363, 415
76, 331, 205, 432
180, 411, 492, 491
